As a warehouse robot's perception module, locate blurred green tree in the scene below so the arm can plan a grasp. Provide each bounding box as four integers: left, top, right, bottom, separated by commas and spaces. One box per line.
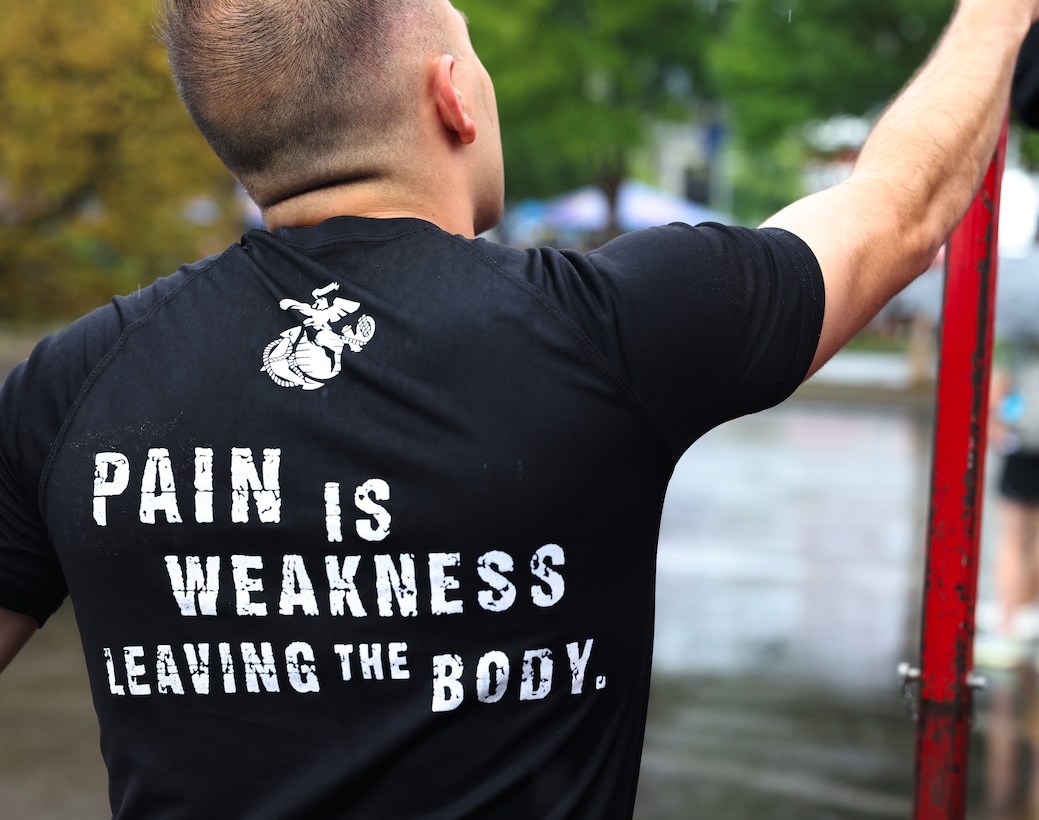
710, 0, 952, 148
708, 0, 953, 220
461, 0, 729, 232
0, 0, 243, 321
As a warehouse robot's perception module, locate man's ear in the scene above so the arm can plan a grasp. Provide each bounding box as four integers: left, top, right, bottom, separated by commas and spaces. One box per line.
433, 54, 477, 145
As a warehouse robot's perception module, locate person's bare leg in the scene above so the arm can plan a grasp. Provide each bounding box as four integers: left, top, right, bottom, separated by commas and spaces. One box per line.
996, 500, 1034, 634
986, 682, 1020, 817
1025, 504, 1039, 626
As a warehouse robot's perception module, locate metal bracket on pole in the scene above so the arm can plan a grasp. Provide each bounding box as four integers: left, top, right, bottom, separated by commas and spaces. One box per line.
899, 662, 921, 722
900, 663, 988, 728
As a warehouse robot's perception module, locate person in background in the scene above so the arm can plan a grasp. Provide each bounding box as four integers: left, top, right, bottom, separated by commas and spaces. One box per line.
977, 341, 1039, 817
978, 341, 1039, 664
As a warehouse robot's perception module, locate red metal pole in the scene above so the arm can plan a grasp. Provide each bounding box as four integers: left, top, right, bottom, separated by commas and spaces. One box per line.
912, 113, 1008, 819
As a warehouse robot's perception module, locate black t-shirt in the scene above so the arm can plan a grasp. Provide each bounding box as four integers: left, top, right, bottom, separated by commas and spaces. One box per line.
0, 217, 822, 818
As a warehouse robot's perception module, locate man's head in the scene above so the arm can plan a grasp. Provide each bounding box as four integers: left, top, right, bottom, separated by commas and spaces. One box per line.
158, 0, 503, 233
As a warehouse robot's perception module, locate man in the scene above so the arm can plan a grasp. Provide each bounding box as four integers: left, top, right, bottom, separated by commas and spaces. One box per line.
0, 0, 1035, 816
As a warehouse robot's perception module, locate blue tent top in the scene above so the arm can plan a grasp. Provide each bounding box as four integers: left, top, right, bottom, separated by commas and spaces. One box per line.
542, 180, 731, 233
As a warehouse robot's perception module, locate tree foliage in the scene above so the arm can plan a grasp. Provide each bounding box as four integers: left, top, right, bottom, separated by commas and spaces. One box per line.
461, 0, 729, 211
462, 0, 956, 223
0, 0, 243, 321
700, 0, 954, 221
709, 0, 953, 149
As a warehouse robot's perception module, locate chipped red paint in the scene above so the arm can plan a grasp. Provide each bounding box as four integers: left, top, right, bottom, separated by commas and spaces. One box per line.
913, 115, 1008, 819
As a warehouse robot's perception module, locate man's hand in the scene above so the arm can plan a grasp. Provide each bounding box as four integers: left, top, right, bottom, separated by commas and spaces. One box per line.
0, 607, 37, 674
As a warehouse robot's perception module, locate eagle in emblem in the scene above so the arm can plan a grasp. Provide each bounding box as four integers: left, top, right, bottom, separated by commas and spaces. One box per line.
262, 283, 376, 391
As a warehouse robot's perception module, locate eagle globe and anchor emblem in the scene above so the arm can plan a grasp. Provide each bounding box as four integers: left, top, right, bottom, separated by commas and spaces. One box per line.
262, 282, 376, 391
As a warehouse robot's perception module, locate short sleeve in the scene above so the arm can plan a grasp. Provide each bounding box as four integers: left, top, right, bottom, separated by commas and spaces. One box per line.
530, 223, 824, 456
0, 360, 68, 625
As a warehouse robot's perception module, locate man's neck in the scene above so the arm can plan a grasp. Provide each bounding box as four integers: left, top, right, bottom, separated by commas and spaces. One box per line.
261, 181, 477, 238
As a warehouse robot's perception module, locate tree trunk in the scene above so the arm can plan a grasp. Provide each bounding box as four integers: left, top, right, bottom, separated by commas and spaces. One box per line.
596, 157, 625, 245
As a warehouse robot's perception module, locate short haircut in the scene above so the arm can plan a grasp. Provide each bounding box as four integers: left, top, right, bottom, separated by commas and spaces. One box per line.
157, 0, 444, 205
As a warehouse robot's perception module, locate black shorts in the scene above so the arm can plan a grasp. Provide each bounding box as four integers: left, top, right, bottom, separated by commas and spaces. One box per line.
999, 451, 1039, 504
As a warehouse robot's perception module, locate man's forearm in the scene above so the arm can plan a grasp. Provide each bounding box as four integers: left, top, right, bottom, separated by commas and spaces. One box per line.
853, 0, 1033, 268
763, 0, 1039, 375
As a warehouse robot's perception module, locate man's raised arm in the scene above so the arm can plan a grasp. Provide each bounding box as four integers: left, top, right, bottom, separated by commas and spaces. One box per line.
0, 607, 37, 674
763, 0, 1039, 377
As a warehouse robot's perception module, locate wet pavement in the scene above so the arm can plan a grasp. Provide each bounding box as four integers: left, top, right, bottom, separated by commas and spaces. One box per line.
0, 604, 108, 819
635, 395, 934, 819
0, 348, 1025, 818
